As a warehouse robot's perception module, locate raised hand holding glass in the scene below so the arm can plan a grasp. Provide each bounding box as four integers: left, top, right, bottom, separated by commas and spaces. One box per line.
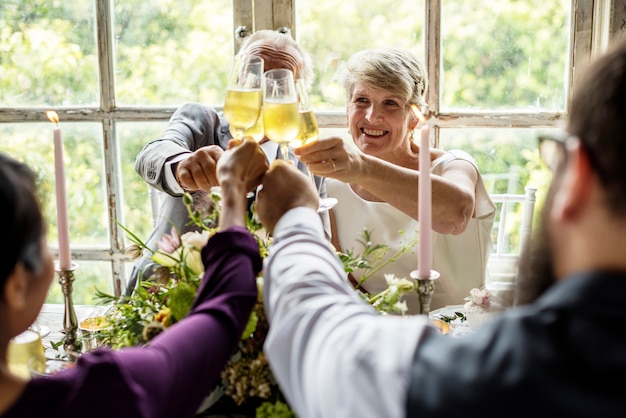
295, 78, 337, 212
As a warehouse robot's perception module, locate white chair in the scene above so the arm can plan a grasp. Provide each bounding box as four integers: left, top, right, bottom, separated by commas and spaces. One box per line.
486, 186, 537, 306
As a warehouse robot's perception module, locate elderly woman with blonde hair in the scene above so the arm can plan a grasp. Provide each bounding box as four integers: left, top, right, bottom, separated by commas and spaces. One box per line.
296, 47, 496, 312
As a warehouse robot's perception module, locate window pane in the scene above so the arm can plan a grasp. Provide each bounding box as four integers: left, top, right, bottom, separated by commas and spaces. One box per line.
118, 122, 168, 241
297, 0, 426, 111
440, 128, 551, 195
2, 122, 107, 248
46, 261, 113, 305
114, 0, 234, 106
441, 0, 570, 111
0, 0, 98, 106
441, 128, 551, 258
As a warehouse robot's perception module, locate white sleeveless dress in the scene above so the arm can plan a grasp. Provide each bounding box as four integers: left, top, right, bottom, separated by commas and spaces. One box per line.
327, 150, 496, 313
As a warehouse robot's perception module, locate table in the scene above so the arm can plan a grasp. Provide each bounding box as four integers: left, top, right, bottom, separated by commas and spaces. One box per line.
429, 304, 475, 337
35, 303, 102, 356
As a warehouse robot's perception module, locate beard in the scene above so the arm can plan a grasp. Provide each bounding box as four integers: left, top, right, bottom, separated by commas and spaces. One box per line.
515, 182, 559, 305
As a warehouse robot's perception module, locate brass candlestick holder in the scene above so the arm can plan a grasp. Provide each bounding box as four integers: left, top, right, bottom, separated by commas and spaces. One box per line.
56, 262, 82, 353
410, 269, 440, 316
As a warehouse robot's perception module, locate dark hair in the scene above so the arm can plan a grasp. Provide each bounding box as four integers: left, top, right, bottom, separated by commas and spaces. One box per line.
567, 38, 626, 217
0, 153, 45, 296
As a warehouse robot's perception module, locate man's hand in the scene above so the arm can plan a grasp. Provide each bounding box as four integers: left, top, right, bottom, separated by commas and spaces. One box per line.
175, 145, 224, 192
256, 160, 318, 234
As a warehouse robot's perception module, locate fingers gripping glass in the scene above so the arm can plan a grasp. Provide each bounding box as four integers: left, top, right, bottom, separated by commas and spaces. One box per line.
294, 78, 337, 213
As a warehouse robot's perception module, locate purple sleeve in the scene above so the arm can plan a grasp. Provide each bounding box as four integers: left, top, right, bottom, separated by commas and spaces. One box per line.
4, 226, 260, 418
114, 226, 261, 417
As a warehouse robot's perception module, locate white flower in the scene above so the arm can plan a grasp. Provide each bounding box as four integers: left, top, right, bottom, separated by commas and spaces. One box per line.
384, 273, 397, 286
180, 230, 212, 275
393, 300, 409, 315
180, 230, 212, 250
384, 274, 416, 293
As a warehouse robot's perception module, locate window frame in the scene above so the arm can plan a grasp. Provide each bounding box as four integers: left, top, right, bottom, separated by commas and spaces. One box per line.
0, 0, 620, 297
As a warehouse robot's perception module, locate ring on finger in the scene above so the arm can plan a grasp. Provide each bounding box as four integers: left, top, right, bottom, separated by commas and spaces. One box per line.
329, 159, 336, 172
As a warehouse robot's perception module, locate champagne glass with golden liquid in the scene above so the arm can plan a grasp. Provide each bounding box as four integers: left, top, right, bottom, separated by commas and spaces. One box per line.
242, 109, 264, 142
8, 328, 46, 379
222, 54, 264, 198
294, 78, 337, 212
223, 54, 264, 141
262, 69, 300, 161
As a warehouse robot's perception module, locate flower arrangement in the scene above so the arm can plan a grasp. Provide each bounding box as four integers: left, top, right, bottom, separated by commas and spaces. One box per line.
466, 287, 491, 306
96, 189, 417, 417
463, 287, 504, 330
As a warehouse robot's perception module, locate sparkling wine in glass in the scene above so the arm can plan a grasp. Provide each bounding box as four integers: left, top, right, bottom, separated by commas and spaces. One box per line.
262, 69, 300, 160
223, 54, 264, 141
8, 328, 46, 379
222, 54, 264, 198
243, 108, 264, 142
295, 78, 337, 212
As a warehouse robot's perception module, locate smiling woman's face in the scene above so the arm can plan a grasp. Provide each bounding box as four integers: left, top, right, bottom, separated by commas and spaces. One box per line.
347, 82, 416, 159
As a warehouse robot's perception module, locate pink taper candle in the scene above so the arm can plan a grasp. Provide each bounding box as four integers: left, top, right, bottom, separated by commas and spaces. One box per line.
418, 125, 432, 278
47, 111, 72, 270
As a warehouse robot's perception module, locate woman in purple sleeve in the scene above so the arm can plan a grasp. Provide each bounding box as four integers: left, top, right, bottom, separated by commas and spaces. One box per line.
0, 139, 268, 418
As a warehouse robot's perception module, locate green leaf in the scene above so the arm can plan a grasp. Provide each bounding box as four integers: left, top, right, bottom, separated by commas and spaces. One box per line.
168, 281, 197, 321
241, 311, 259, 339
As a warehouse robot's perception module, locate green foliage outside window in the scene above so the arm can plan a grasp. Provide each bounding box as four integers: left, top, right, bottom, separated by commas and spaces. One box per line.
0, 0, 568, 303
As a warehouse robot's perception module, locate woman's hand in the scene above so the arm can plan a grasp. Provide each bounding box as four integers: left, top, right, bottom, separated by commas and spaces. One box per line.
294, 136, 364, 183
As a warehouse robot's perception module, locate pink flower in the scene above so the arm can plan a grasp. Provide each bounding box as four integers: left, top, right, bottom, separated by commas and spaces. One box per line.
469, 288, 490, 305
157, 227, 180, 254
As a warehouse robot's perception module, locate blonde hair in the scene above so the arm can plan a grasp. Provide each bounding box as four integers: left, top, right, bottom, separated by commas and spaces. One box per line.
341, 47, 427, 108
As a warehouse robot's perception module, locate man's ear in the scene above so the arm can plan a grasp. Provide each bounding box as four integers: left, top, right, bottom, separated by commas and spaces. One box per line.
550, 142, 594, 221
3, 264, 29, 311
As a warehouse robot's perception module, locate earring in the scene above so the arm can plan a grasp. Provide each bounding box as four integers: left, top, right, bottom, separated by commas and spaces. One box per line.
410, 129, 415, 142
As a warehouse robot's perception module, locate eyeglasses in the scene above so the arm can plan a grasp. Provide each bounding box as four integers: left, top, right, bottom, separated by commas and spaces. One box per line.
537, 130, 572, 173
538, 130, 607, 183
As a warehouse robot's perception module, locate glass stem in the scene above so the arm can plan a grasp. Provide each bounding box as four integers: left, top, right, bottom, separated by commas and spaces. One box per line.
280, 143, 290, 161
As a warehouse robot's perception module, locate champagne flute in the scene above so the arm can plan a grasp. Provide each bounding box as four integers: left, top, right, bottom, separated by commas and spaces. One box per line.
223, 54, 264, 141
294, 78, 338, 212
242, 108, 264, 142
222, 54, 263, 198
262, 69, 300, 161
